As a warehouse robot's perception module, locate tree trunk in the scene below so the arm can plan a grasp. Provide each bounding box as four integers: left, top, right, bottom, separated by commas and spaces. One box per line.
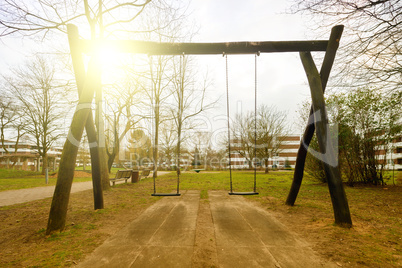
41, 154, 48, 175
37, 157, 41, 172
153, 110, 159, 179
107, 151, 116, 172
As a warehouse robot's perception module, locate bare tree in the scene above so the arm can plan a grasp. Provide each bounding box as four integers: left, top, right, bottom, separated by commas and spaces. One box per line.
146, 54, 173, 178
170, 55, 215, 176
256, 105, 288, 173
0, 0, 177, 38
291, 0, 402, 92
0, 94, 26, 168
104, 77, 142, 172
231, 105, 288, 171
231, 111, 256, 169
159, 123, 177, 169
3, 56, 70, 174
140, 6, 190, 178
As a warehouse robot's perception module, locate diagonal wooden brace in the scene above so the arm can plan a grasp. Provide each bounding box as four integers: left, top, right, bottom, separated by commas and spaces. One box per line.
299, 51, 352, 227
67, 24, 104, 210
46, 57, 101, 234
286, 25, 344, 206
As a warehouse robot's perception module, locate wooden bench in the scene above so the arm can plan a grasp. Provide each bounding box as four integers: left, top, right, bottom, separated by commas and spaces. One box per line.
139, 169, 151, 180
110, 170, 132, 186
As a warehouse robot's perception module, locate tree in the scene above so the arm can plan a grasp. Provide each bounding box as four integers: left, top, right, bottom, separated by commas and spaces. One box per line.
141, 6, 190, 178
231, 112, 256, 169
170, 55, 215, 176
0, 94, 26, 169
326, 87, 402, 185
192, 131, 214, 169
3, 56, 70, 174
77, 135, 90, 171
104, 77, 142, 172
231, 105, 288, 171
159, 124, 177, 169
292, 0, 402, 92
256, 105, 288, 173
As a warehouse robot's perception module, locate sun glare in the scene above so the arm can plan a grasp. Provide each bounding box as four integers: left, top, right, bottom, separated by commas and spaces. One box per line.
97, 48, 128, 84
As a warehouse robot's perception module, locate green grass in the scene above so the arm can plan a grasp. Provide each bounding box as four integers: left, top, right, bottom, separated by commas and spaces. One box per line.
0, 168, 92, 191
0, 168, 41, 178
148, 170, 316, 197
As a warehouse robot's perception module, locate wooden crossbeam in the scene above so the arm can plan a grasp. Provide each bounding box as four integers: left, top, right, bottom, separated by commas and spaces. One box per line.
78, 39, 329, 55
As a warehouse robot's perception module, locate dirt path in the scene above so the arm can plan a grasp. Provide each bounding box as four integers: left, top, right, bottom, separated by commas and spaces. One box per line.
77, 190, 336, 267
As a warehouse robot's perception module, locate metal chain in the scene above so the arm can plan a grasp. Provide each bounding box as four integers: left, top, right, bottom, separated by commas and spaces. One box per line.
254, 52, 259, 193
225, 54, 233, 193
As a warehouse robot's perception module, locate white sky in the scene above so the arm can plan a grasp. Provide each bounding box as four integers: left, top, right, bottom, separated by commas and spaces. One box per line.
186, 0, 323, 136
0, 0, 336, 146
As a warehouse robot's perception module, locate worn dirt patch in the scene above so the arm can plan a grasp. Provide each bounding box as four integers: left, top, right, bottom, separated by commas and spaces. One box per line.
192, 199, 219, 267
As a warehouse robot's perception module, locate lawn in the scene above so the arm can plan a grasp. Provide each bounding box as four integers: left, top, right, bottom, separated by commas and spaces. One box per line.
0, 168, 92, 191
0, 170, 400, 267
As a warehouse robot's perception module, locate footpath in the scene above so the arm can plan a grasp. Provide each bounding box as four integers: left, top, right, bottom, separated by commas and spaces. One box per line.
0, 181, 94, 207
77, 190, 336, 268
0, 171, 169, 207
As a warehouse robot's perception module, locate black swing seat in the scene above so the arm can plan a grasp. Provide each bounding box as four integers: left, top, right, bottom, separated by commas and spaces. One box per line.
229, 192, 259, 195
152, 193, 181, 196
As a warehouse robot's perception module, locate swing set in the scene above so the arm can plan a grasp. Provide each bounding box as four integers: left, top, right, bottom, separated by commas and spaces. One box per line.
48, 24, 352, 233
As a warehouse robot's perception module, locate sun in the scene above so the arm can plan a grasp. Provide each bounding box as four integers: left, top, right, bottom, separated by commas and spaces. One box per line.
84, 41, 145, 96
97, 48, 128, 84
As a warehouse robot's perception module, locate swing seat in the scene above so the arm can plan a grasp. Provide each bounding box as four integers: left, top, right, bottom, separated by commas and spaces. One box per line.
229, 192, 259, 195
152, 193, 181, 196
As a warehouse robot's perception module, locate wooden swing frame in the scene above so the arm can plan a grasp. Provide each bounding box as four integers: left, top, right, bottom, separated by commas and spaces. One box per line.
47, 24, 352, 234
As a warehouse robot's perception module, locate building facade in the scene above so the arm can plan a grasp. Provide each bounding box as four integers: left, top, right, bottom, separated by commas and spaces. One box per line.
229, 134, 301, 169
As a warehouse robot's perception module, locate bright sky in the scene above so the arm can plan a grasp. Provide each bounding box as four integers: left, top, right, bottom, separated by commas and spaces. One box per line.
0, 0, 336, 146
186, 0, 324, 137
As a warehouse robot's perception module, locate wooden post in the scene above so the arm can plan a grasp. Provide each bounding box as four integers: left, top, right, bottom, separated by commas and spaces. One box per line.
46, 57, 100, 234
286, 25, 344, 206
299, 51, 352, 227
67, 24, 104, 209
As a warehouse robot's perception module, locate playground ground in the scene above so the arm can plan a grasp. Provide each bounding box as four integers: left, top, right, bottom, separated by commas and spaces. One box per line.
0, 171, 400, 267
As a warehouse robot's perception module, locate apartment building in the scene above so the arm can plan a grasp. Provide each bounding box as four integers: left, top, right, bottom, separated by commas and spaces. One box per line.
379, 136, 402, 170
0, 140, 63, 171
229, 134, 301, 169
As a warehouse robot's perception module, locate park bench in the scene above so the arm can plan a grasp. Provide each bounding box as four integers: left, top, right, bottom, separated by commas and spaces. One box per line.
110, 170, 132, 186
139, 169, 151, 180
